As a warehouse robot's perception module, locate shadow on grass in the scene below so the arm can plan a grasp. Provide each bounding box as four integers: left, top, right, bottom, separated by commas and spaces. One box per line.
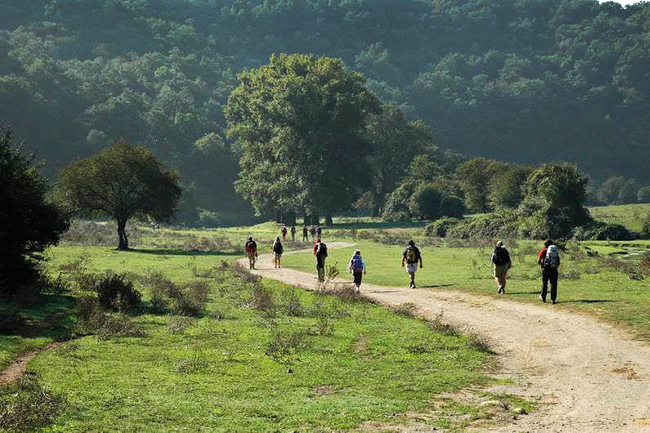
421, 284, 456, 289
129, 248, 240, 257
560, 299, 614, 304
1, 295, 77, 341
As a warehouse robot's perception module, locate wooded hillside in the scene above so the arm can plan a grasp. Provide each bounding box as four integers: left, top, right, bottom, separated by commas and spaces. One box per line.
1, 0, 648, 223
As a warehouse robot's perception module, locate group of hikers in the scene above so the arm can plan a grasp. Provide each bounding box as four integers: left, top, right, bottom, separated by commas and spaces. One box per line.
244, 230, 562, 303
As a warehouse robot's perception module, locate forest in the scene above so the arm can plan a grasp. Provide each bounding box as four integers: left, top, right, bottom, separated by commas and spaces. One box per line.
1, 0, 649, 225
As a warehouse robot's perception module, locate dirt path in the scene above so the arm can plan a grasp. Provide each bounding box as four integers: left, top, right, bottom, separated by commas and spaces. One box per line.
240, 243, 650, 432
0, 343, 59, 387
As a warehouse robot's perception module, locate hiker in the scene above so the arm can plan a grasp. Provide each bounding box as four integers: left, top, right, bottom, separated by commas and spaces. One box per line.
244, 236, 258, 270
272, 236, 284, 269
310, 225, 316, 241
313, 237, 328, 282
290, 225, 296, 241
537, 239, 560, 304
401, 240, 423, 288
347, 250, 366, 291
280, 225, 288, 240
491, 240, 512, 294
316, 224, 322, 238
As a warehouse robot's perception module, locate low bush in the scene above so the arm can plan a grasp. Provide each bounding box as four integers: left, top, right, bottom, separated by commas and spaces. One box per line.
279, 287, 303, 317
78, 311, 146, 340
391, 302, 418, 317
425, 217, 461, 238
0, 373, 67, 430
265, 329, 307, 365
95, 274, 142, 312
446, 210, 519, 240
572, 221, 633, 241
0, 309, 24, 333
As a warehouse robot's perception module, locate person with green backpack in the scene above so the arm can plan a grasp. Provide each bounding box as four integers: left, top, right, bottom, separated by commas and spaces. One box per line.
401, 240, 423, 288
537, 239, 560, 304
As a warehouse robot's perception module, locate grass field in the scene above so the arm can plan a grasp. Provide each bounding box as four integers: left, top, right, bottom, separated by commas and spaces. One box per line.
589, 203, 650, 233
0, 239, 529, 431
283, 239, 650, 339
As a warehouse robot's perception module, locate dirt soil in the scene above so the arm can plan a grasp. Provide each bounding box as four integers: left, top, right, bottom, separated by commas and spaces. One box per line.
240, 242, 650, 432
0, 343, 59, 387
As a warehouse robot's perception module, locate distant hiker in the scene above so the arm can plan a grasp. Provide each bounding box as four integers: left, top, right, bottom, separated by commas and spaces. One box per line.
290, 225, 296, 241
280, 225, 288, 240
244, 236, 258, 270
316, 224, 322, 238
313, 238, 328, 282
302, 225, 309, 241
491, 240, 512, 294
401, 240, 423, 289
537, 239, 560, 304
310, 225, 316, 241
347, 250, 366, 291
272, 236, 284, 269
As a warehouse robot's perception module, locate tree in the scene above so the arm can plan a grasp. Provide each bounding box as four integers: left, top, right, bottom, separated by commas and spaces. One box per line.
520, 163, 591, 239
57, 141, 182, 250
456, 158, 506, 213
225, 54, 381, 224
364, 104, 430, 215
0, 125, 69, 296
489, 164, 534, 209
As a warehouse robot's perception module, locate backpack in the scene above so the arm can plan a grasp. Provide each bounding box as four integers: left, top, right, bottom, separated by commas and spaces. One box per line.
245, 241, 256, 253
405, 246, 418, 264
492, 247, 509, 266
317, 242, 328, 257
543, 245, 560, 269
273, 242, 283, 254
351, 255, 364, 271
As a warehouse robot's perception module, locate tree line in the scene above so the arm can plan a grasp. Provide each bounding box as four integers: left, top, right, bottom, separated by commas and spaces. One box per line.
1, 0, 649, 224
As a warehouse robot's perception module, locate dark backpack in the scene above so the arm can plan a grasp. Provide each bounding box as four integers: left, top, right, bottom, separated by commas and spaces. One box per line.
405, 246, 418, 264
492, 247, 509, 266
351, 255, 363, 271
273, 242, 283, 254
543, 245, 560, 269
317, 242, 328, 257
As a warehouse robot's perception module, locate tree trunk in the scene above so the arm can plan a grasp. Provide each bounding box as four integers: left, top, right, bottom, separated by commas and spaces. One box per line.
286, 211, 296, 225
117, 219, 129, 250
325, 213, 333, 226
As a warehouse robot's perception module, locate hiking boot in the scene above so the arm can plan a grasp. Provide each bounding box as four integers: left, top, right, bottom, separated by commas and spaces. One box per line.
538, 295, 546, 303
551, 300, 556, 305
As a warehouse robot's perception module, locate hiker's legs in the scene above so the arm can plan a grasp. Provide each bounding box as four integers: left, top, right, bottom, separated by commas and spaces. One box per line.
549, 269, 558, 302
541, 269, 550, 301
501, 273, 507, 291
409, 271, 416, 288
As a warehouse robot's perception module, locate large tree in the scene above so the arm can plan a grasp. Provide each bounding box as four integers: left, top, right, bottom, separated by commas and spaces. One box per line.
0, 125, 69, 296
225, 54, 381, 224
57, 141, 182, 250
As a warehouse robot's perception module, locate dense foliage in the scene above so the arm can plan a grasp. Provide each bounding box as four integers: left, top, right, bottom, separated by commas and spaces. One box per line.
57, 141, 182, 249
1, 0, 650, 223
0, 125, 69, 296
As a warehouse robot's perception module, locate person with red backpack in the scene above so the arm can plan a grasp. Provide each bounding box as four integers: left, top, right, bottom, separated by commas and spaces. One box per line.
280, 225, 288, 240
347, 250, 366, 291
491, 240, 512, 294
244, 236, 258, 270
313, 237, 328, 282
401, 240, 423, 288
537, 239, 560, 304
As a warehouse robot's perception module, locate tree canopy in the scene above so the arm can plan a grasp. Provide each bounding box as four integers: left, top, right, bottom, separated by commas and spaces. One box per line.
0, 125, 69, 295
225, 54, 381, 222
57, 140, 182, 250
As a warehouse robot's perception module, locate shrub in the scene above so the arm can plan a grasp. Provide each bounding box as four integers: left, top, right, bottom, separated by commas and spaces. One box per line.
76, 295, 100, 321
425, 217, 461, 237
249, 284, 276, 316
279, 287, 303, 317
0, 309, 24, 333
265, 330, 307, 365
446, 210, 519, 239
95, 274, 142, 312
642, 214, 650, 239
79, 312, 146, 340
392, 302, 418, 317
0, 373, 67, 430
572, 221, 633, 241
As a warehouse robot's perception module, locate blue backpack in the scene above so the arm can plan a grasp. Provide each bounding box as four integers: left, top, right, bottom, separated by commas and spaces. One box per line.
351, 255, 363, 271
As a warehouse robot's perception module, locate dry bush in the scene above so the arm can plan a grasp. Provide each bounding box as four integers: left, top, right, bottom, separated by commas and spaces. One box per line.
186, 280, 210, 304
265, 329, 307, 365
249, 284, 276, 317
95, 274, 142, 312
231, 262, 261, 284
428, 311, 461, 337
78, 311, 146, 340
279, 287, 303, 317
392, 302, 418, 317
168, 316, 195, 334
467, 331, 493, 353
0, 373, 67, 430
640, 253, 650, 276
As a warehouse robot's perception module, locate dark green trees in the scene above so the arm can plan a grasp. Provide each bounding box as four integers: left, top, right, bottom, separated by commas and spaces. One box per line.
225, 54, 381, 223
0, 125, 69, 296
57, 141, 182, 250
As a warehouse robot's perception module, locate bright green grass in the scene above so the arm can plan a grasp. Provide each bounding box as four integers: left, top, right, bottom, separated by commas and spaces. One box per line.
589, 203, 650, 233
283, 240, 650, 339
20, 246, 500, 431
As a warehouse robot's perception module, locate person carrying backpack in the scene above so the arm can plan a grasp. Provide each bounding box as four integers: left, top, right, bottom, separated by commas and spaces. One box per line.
313, 238, 328, 282
272, 236, 284, 269
290, 225, 296, 241
280, 225, 288, 240
302, 225, 309, 241
491, 240, 512, 294
537, 239, 560, 304
401, 240, 423, 289
244, 236, 258, 270
347, 250, 366, 291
